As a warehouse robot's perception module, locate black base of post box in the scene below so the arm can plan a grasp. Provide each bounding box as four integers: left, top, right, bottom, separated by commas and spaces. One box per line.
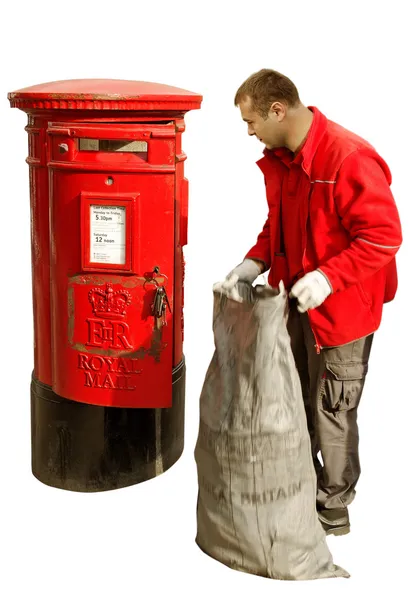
30, 360, 185, 492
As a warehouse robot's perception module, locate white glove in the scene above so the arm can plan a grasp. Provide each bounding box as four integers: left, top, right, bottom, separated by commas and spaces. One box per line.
226, 259, 263, 284
289, 270, 332, 313
213, 274, 243, 301
212, 259, 262, 301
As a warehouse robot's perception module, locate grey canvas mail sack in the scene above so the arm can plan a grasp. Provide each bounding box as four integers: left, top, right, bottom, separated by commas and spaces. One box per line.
194, 281, 349, 580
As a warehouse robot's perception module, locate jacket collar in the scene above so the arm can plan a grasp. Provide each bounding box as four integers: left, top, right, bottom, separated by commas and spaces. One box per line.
257, 106, 328, 178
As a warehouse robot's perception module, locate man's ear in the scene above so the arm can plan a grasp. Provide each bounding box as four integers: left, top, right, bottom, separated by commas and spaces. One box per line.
269, 101, 286, 121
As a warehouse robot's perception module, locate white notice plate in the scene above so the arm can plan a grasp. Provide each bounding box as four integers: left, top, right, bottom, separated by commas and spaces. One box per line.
90, 205, 126, 264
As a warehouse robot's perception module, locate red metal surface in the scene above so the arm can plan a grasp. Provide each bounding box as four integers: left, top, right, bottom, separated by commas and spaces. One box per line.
8, 79, 202, 112
26, 116, 52, 384
9, 79, 202, 408
173, 118, 187, 364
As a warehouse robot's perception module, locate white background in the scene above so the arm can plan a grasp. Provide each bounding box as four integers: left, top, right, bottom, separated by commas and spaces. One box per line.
1, 1, 415, 598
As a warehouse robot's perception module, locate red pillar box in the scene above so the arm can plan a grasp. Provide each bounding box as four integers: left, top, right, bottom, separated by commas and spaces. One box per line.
8, 79, 202, 491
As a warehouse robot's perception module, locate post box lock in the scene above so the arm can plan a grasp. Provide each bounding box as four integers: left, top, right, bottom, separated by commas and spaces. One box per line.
151, 285, 172, 327
145, 267, 172, 328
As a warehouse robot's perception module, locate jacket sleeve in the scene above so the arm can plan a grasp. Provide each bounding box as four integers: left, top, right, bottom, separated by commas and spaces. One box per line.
318, 149, 402, 293
244, 212, 272, 271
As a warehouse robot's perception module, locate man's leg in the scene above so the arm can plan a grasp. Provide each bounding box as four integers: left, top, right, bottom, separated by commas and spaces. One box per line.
286, 301, 323, 478
301, 313, 374, 534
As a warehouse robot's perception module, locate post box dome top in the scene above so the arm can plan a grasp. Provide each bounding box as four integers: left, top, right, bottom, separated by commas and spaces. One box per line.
8, 79, 202, 112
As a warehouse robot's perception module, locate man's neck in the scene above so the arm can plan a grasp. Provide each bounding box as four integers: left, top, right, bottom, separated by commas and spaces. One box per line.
284, 106, 314, 154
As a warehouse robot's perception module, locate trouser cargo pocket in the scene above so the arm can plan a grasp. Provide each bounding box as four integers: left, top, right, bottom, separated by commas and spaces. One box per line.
321, 362, 368, 412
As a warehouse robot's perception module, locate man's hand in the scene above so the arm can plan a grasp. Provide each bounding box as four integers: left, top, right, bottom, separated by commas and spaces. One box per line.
225, 258, 263, 284
213, 274, 243, 301
289, 270, 332, 313
212, 259, 263, 300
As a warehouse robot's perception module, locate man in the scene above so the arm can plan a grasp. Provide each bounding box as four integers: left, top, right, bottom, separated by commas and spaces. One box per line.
216, 69, 402, 536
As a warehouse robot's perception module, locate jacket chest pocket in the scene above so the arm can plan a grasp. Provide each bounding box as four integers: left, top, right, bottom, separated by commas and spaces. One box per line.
309, 181, 337, 218
320, 361, 368, 412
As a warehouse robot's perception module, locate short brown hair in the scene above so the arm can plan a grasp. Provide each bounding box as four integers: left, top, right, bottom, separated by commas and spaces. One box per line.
234, 69, 301, 117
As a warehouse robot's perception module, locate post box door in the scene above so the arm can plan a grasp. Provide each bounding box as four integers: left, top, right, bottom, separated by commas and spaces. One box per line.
47, 121, 177, 408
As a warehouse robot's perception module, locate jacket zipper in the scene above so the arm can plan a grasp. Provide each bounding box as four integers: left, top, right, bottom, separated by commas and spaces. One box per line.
301, 181, 323, 353
309, 320, 323, 354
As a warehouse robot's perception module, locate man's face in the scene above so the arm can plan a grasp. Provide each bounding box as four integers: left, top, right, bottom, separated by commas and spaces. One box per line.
239, 97, 284, 149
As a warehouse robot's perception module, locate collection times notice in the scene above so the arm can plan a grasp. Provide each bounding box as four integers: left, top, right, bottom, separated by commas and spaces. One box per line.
90, 205, 126, 265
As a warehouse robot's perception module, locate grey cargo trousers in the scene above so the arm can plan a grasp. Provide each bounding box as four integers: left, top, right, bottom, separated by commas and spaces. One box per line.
287, 300, 374, 510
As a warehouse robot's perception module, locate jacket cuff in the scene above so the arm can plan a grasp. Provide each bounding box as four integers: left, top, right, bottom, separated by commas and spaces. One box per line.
317, 268, 334, 294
